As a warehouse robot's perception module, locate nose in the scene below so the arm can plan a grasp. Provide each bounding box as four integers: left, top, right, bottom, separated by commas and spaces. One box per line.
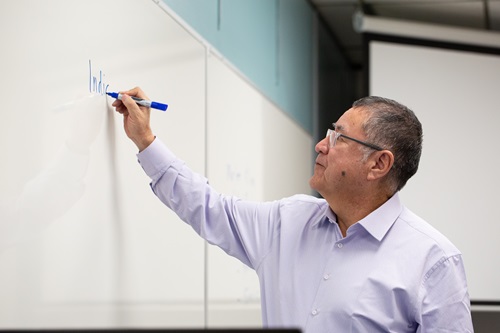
315, 136, 329, 154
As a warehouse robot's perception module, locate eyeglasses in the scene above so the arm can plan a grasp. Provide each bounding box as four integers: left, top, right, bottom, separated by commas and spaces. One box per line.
326, 123, 384, 151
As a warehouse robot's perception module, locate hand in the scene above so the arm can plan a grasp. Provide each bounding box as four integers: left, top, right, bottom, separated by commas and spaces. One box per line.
112, 87, 155, 151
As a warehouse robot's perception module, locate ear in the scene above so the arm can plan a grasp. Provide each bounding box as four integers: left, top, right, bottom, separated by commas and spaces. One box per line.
366, 150, 394, 181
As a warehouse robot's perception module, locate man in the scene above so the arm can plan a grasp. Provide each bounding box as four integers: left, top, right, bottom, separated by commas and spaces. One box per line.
112, 87, 474, 332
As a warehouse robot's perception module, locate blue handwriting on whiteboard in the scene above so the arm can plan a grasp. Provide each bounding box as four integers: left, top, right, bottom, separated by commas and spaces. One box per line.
88, 59, 109, 95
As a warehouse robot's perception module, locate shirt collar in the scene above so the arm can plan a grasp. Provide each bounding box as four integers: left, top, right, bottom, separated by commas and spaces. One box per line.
318, 193, 403, 242
356, 192, 403, 241
311, 204, 336, 227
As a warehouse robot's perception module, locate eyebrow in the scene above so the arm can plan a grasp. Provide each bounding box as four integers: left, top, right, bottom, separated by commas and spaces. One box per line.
332, 122, 344, 132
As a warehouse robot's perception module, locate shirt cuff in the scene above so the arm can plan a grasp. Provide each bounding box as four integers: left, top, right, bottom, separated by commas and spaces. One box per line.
136, 137, 177, 179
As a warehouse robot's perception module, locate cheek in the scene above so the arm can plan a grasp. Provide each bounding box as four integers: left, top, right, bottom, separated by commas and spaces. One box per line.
326, 154, 347, 177
323, 163, 346, 184
324, 150, 357, 184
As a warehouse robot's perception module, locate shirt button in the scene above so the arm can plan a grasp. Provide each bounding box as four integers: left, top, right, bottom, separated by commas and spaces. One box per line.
323, 274, 330, 280
311, 309, 319, 316
336, 243, 343, 248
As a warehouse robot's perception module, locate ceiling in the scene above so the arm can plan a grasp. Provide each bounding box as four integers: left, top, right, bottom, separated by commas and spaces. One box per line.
309, 0, 500, 68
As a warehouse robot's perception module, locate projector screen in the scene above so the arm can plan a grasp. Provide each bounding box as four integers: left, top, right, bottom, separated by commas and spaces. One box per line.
368, 38, 500, 303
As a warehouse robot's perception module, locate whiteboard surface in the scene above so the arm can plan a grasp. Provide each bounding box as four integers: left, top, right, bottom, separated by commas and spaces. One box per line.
0, 0, 315, 328
0, 0, 206, 327
370, 40, 500, 301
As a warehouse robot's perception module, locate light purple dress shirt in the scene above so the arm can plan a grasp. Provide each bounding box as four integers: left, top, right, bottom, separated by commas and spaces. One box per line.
138, 138, 474, 333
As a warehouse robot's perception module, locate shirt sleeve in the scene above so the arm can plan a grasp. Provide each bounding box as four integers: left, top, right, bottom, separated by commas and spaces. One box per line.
416, 254, 474, 332
137, 138, 281, 269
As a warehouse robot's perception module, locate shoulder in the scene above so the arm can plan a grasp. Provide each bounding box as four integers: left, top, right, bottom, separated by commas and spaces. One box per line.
280, 194, 327, 209
276, 194, 329, 225
398, 206, 461, 257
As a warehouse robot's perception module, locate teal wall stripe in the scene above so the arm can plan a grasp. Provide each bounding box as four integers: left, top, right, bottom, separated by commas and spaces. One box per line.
276, 0, 313, 133
162, 0, 313, 133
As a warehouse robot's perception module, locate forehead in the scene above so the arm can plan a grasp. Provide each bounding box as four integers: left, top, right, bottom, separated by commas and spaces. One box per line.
335, 107, 367, 132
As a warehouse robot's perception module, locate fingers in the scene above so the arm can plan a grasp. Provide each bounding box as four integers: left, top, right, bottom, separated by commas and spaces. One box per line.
112, 99, 128, 115
110, 86, 154, 151
111, 93, 126, 112
120, 93, 144, 117
111, 87, 149, 115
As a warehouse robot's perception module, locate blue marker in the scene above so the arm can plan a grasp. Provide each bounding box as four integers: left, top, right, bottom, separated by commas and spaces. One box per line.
106, 92, 168, 111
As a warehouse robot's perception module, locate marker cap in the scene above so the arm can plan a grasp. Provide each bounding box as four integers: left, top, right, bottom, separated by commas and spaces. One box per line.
151, 101, 168, 111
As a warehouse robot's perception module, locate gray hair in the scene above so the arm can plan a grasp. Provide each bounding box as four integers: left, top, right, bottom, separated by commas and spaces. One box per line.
353, 96, 423, 192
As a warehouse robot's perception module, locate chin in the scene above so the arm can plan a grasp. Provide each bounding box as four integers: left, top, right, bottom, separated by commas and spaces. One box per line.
309, 176, 321, 193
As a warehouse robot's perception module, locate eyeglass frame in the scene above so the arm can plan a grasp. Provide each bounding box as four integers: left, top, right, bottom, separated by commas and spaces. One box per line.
326, 123, 384, 151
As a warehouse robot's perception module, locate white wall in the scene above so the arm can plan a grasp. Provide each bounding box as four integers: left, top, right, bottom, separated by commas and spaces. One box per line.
370, 40, 500, 302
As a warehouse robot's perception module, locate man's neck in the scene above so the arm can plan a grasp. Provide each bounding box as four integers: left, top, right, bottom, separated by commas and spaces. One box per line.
330, 190, 393, 237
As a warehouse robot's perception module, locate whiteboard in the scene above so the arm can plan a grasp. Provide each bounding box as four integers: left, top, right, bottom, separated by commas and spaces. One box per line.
0, 0, 206, 327
0, 0, 315, 328
369, 40, 500, 302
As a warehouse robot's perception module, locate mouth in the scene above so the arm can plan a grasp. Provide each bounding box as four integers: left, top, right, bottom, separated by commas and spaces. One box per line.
315, 160, 325, 169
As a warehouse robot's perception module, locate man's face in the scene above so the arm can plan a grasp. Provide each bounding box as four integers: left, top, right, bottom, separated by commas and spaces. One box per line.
309, 107, 370, 200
